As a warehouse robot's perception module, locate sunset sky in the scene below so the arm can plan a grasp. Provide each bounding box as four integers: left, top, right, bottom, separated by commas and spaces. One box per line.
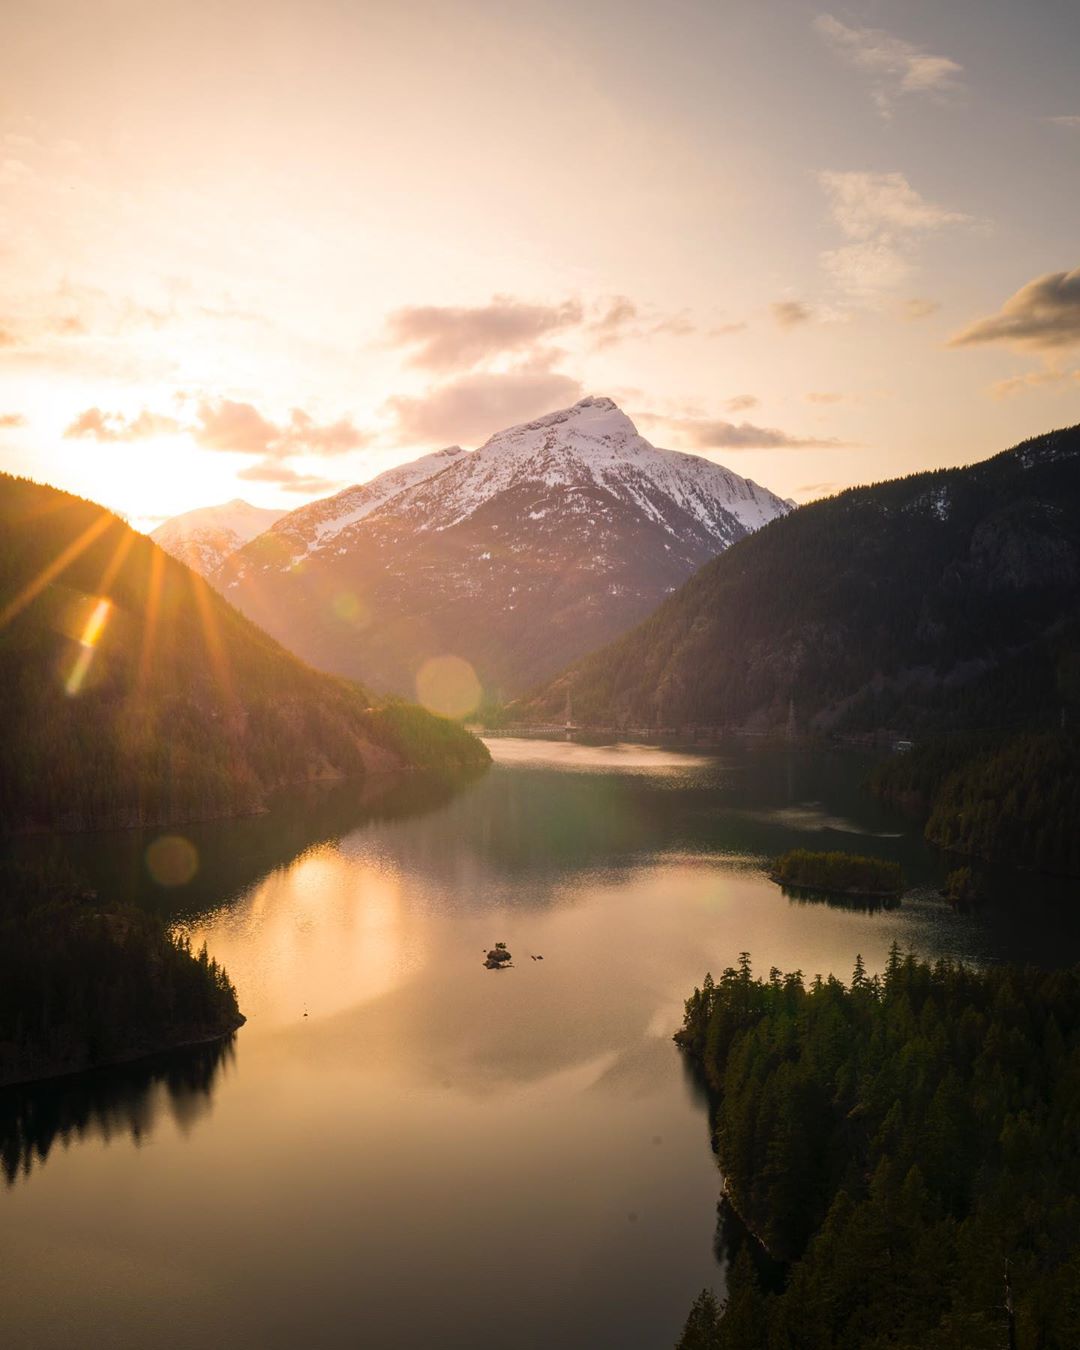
2, 0, 1079, 528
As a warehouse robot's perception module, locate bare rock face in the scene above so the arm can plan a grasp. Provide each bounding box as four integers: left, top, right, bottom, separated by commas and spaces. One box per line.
213, 398, 790, 698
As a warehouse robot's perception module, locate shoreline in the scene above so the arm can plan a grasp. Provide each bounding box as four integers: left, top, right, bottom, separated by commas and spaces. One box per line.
0, 1014, 246, 1091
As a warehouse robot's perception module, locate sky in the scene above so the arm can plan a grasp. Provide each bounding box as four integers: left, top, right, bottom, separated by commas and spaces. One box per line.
2, 0, 1080, 529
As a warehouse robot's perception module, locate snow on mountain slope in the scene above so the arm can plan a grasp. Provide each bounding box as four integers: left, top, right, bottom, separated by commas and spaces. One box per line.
215, 397, 792, 696
388, 397, 786, 536
230, 444, 466, 562
150, 499, 286, 576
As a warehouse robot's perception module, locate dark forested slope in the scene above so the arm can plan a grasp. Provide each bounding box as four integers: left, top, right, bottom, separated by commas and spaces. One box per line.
519, 425, 1080, 736
0, 474, 487, 830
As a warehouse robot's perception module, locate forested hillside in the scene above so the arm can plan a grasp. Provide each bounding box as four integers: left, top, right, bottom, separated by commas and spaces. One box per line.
0, 474, 488, 830
871, 730, 1080, 877
674, 952, 1080, 1349
518, 426, 1080, 736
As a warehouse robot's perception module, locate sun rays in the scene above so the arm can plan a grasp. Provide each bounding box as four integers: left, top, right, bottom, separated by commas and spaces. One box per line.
0, 510, 114, 633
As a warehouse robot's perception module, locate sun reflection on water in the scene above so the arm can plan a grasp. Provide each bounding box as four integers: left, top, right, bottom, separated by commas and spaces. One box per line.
180, 846, 424, 1029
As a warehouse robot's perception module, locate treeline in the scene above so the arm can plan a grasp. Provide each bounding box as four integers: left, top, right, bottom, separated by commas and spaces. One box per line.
0, 473, 488, 831
773, 849, 902, 896
0, 861, 243, 1087
674, 952, 1080, 1349
871, 731, 1080, 877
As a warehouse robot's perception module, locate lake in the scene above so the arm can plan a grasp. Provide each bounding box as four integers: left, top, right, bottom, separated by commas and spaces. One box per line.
4, 739, 1078, 1349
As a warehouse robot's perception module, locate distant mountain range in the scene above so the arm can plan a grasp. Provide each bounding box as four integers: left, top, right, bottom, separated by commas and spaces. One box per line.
517, 425, 1080, 737
210, 397, 790, 697
0, 474, 487, 831
151, 498, 285, 576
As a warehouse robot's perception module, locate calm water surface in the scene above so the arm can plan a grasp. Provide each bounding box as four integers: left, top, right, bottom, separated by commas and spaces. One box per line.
4, 740, 1078, 1349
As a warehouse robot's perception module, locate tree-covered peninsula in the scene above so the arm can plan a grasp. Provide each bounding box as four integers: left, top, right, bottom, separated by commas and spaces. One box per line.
673, 952, 1080, 1349
0, 862, 243, 1087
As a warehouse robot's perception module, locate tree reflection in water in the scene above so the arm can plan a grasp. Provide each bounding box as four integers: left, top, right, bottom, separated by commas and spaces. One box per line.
0, 1034, 235, 1187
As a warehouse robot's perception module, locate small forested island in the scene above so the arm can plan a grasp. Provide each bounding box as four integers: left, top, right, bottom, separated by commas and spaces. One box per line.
0, 862, 243, 1087
771, 849, 903, 897
673, 951, 1080, 1349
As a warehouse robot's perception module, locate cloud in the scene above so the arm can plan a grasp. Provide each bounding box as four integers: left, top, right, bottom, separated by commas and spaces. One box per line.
989, 368, 1080, 400
723, 394, 759, 412
1044, 115, 1080, 130
819, 170, 971, 299
772, 300, 814, 328
386, 368, 583, 445
665, 416, 847, 451
192, 399, 278, 454
65, 398, 369, 463
902, 297, 940, 319
236, 461, 343, 493
0, 412, 26, 429
0, 326, 20, 347
590, 296, 639, 348
709, 321, 748, 336
804, 391, 846, 405
193, 400, 368, 457
951, 268, 1080, 350
385, 296, 583, 371
814, 14, 963, 116
64, 407, 182, 441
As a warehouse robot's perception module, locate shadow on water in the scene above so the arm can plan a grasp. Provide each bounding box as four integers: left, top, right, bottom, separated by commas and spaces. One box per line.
780, 883, 903, 914
9, 767, 487, 921
0, 1034, 236, 1188
678, 1048, 787, 1294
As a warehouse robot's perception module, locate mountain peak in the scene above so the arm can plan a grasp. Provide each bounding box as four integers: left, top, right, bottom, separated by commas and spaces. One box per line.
476, 395, 638, 455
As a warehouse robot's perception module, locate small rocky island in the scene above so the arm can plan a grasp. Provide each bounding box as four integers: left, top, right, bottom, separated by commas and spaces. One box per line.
484, 942, 513, 969
771, 848, 904, 898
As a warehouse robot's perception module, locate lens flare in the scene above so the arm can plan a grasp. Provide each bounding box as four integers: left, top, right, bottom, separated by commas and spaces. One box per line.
332, 591, 369, 626
145, 834, 199, 887
415, 654, 482, 719
64, 596, 112, 696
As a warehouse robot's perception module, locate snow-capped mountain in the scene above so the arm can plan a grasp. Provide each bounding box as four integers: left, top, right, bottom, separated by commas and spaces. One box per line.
215, 397, 791, 696
151, 499, 285, 576
242, 444, 465, 561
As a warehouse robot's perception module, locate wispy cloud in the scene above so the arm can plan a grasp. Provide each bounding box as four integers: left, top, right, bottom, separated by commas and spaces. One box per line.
819, 171, 970, 300
0, 411, 27, 429
771, 300, 814, 329
588, 296, 695, 348
723, 394, 759, 412
989, 367, 1080, 400
902, 297, 940, 319
1044, 115, 1080, 130
662, 416, 848, 451
384, 297, 583, 371
64, 407, 182, 442
64, 397, 368, 488
951, 267, 1080, 349
814, 14, 963, 117
386, 367, 582, 446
